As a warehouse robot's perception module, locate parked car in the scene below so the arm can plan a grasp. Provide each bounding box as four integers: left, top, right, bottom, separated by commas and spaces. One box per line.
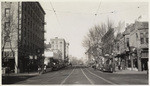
102, 58, 113, 73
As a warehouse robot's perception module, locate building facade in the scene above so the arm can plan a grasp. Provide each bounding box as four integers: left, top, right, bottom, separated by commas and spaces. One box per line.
50, 37, 69, 61
114, 21, 148, 71
129, 21, 148, 71
2, 2, 45, 73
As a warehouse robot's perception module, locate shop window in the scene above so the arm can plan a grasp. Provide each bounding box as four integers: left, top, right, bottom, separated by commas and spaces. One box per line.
140, 33, 144, 44
126, 38, 129, 47
145, 32, 148, 43
141, 52, 148, 58
146, 38, 148, 43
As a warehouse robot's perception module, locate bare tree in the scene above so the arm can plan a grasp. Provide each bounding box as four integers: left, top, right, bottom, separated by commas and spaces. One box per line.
82, 23, 107, 59
82, 18, 116, 66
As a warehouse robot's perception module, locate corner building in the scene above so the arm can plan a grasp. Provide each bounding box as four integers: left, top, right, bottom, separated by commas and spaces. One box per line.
1, 2, 45, 73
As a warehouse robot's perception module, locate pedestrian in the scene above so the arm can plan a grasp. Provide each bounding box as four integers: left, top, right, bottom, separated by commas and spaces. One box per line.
38, 66, 41, 74
44, 65, 46, 73
93, 64, 96, 71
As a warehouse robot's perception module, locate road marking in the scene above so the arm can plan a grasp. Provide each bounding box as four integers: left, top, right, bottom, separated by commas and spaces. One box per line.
81, 68, 94, 85
60, 67, 75, 84
86, 68, 116, 85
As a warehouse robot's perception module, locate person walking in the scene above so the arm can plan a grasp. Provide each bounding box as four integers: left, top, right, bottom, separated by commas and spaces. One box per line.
44, 65, 46, 73
38, 66, 41, 74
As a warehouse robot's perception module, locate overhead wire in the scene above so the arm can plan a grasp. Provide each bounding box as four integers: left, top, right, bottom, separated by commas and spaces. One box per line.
45, 5, 147, 16
92, 0, 102, 24
47, 2, 147, 30
49, 1, 62, 29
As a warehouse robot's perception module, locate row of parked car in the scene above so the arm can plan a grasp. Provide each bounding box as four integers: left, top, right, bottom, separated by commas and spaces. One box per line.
44, 58, 69, 73
92, 58, 114, 73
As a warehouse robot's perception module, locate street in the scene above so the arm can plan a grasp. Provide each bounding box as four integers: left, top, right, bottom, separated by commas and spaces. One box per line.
12, 66, 148, 85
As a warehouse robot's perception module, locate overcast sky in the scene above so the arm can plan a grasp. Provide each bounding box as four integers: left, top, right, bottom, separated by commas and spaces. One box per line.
39, 0, 148, 59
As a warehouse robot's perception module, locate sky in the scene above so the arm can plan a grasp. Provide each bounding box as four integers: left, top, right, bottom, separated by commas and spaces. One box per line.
39, 0, 148, 59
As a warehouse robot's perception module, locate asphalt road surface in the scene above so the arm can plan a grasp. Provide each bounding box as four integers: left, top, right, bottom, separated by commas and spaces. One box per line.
15, 66, 148, 85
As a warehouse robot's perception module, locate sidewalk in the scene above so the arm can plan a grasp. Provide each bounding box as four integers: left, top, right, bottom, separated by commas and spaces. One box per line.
114, 69, 147, 74
2, 72, 40, 76
2, 72, 40, 84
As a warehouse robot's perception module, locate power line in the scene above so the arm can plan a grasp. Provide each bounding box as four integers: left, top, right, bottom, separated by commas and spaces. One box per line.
95, 0, 102, 16
92, 0, 102, 24
45, 5, 147, 16
49, 1, 62, 29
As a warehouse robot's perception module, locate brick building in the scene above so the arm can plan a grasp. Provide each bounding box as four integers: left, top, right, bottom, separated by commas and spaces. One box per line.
1, 2, 45, 73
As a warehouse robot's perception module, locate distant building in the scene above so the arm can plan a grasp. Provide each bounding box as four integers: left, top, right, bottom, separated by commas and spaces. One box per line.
1, 2, 45, 73
65, 43, 69, 62
66, 43, 69, 58
50, 37, 69, 61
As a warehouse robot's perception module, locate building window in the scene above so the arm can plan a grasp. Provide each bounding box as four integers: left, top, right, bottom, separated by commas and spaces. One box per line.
24, 15, 26, 23
117, 43, 119, 51
4, 22, 10, 31
56, 45, 58, 49
140, 33, 144, 44
5, 8, 10, 17
146, 32, 148, 43
141, 52, 148, 58
126, 38, 129, 47
3, 51, 14, 57
60, 45, 62, 48
146, 38, 148, 43
141, 38, 144, 44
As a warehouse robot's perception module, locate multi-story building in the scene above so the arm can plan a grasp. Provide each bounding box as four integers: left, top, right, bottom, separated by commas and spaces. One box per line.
50, 37, 69, 61
114, 21, 148, 71
129, 21, 148, 71
65, 43, 69, 62
1, 2, 45, 73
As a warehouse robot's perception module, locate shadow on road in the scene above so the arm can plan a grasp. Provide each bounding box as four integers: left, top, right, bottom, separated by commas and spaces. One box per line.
2, 75, 37, 84
2, 65, 88, 84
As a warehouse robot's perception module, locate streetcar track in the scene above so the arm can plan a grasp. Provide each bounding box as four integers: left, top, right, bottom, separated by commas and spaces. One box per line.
81, 68, 94, 85
45, 67, 75, 83
85, 68, 116, 85
40, 72, 58, 83
24, 67, 73, 84
60, 66, 76, 84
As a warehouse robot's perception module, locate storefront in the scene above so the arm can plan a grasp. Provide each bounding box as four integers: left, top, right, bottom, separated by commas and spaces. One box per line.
141, 48, 148, 71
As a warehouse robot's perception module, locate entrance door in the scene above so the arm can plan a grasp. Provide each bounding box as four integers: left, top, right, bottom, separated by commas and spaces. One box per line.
141, 58, 148, 71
